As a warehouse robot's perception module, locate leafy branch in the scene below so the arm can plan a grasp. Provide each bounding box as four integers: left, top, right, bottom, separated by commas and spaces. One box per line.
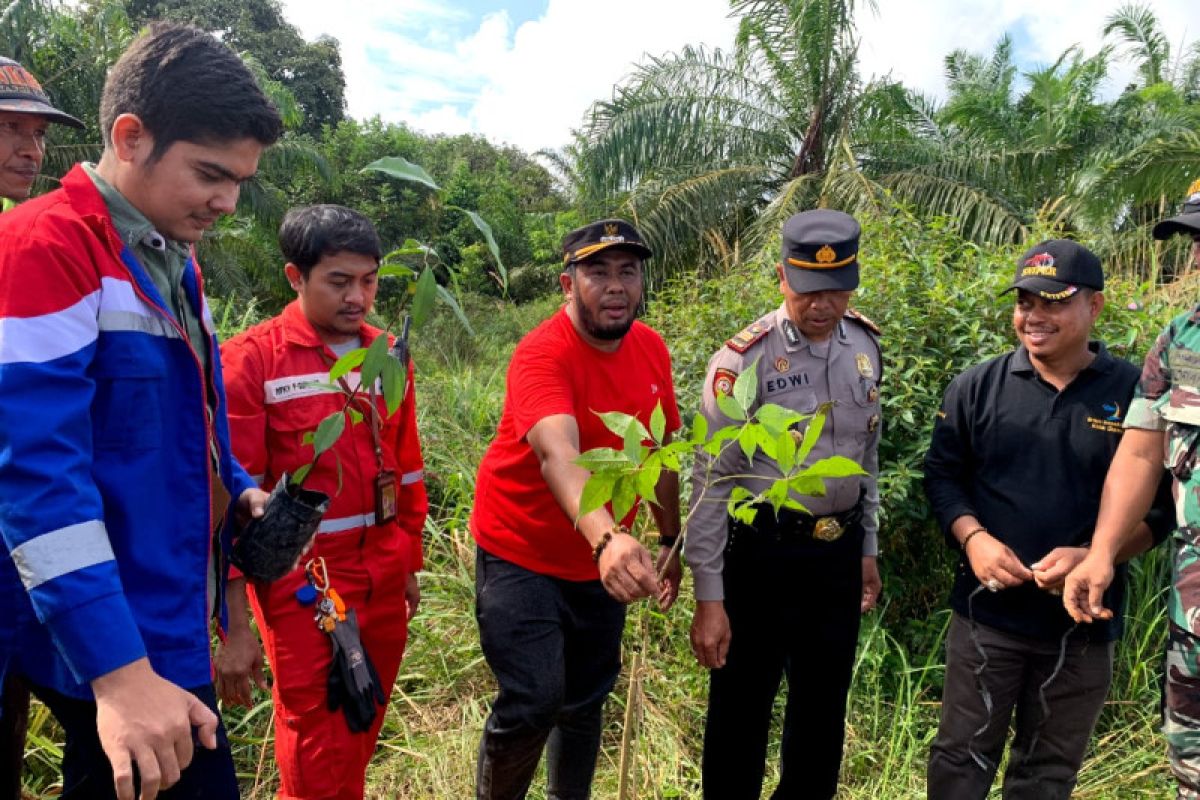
577, 358, 865, 545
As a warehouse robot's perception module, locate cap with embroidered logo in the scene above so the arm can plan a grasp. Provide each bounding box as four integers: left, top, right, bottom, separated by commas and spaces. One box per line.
0, 57, 83, 129
1003, 239, 1103, 301
1152, 177, 1200, 240
562, 218, 652, 265
780, 209, 861, 294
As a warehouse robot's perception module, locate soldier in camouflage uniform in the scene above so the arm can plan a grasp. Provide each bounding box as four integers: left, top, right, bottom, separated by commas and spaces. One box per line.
686, 209, 882, 800
1065, 178, 1200, 798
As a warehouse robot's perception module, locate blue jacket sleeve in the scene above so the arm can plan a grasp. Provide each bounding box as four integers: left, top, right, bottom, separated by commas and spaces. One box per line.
0, 238, 146, 683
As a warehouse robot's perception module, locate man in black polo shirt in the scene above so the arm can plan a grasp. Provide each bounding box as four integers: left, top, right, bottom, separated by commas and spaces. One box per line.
923, 239, 1171, 799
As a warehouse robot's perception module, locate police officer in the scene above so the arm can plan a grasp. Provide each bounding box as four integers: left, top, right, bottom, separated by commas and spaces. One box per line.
686, 209, 882, 800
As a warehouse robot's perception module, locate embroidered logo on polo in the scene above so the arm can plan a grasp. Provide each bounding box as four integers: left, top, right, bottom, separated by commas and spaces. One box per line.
1086, 402, 1124, 433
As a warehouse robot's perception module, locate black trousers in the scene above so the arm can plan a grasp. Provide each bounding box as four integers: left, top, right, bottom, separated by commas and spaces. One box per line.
474, 546, 626, 800
703, 515, 864, 800
927, 613, 1113, 800
26, 681, 238, 799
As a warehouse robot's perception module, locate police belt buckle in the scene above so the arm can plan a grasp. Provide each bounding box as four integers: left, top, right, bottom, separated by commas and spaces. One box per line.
812, 516, 844, 542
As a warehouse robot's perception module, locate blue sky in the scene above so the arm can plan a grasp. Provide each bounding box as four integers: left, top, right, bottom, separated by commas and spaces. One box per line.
278, 0, 1194, 153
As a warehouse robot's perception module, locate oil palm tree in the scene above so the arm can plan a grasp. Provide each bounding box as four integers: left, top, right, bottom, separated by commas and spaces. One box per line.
578, 0, 879, 282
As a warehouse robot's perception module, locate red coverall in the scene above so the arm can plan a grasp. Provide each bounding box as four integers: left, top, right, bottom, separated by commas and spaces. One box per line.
221, 301, 427, 799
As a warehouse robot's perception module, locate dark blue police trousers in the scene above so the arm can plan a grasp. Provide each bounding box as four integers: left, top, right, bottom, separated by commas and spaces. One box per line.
474, 546, 626, 800
703, 516, 864, 800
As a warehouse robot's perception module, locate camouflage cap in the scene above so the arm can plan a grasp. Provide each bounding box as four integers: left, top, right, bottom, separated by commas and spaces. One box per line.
1153, 178, 1200, 240
0, 56, 84, 129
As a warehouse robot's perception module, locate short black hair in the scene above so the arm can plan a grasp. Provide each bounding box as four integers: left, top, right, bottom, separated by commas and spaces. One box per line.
99, 22, 282, 160
279, 205, 382, 275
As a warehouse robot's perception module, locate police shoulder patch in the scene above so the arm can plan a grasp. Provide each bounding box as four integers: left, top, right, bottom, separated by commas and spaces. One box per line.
844, 308, 881, 336
725, 321, 770, 354
713, 367, 738, 398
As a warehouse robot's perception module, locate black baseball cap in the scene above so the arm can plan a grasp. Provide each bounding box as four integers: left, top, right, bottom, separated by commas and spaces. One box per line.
1152, 178, 1200, 240
1004, 239, 1104, 301
780, 209, 861, 294
562, 218, 652, 265
0, 57, 83, 128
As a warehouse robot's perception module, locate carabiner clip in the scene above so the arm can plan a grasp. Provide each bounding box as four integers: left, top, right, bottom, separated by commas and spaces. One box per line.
304, 557, 330, 593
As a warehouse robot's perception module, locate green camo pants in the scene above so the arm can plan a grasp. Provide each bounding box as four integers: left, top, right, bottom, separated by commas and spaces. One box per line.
1167, 535, 1200, 799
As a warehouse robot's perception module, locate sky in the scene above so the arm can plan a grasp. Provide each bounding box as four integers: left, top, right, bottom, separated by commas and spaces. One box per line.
276, 0, 1195, 154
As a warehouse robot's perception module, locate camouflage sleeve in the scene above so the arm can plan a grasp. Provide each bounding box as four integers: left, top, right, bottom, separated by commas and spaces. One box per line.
1126, 325, 1172, 431
685, 346, 751, 603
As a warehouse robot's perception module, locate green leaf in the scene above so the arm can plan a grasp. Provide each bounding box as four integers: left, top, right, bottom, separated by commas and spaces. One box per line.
612, 476, 637, 521
381, 355, 406, 417
595, 410, 651, 442
649, 401, 666, 444
311, 411, 346, 457
800, 456, 867, 479
703, 426, 742, 455
788, 475, 826, 497
623, 423, 645, 464
435, 284, 475, 335
755, 403, 805, 437
727, 486, 758, 525
796, 405, 830, 464
329, 348, 366, 383
765, 479, 789, 515
575, 448, 633, 470
636, 454, 663, 502
716, 393, 746, 421
361, 156, 441, 191
579, 473, 617, 518
776, 429, 796, 473
450, 206, 508, 288
737, 425, 757, 463
377, 263, 417, 280
291, 463, 312, 486
733, 357, 759, 413
689, 413, 708, 445
360, 333, 390, 391
411, 267, 438, 329
348, 408, 364, 426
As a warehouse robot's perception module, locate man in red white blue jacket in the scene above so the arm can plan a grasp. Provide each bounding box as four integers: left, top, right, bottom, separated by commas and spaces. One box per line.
0, 24, 281, 800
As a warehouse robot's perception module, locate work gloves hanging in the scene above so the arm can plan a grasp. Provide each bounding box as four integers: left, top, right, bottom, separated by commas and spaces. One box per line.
326, 608, 387, 733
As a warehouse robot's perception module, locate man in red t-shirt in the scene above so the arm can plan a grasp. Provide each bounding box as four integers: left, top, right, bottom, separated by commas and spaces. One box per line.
471, 218, 682, 799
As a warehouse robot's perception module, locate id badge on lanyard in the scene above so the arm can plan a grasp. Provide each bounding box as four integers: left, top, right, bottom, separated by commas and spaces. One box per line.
374, 469, 397, 524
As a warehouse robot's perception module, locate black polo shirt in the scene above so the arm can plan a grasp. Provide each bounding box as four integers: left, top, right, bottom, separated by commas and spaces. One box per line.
924, 342, 1172, 642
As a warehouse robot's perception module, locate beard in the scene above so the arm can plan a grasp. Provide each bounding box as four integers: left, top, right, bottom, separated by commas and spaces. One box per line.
574, 293, 637, 341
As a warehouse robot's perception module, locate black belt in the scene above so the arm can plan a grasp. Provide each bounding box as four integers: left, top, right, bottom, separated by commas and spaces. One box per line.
736, 502, 864, 542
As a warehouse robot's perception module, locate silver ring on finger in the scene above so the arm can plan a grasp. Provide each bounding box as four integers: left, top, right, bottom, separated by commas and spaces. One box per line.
985, 578, 1002, 592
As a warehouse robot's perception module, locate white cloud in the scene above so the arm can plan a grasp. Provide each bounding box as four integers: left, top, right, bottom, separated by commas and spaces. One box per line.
277, 0, 1195, 152
856, 0, 1195, 102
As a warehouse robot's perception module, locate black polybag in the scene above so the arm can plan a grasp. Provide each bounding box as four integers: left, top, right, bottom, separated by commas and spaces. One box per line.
230, 472, 330, 582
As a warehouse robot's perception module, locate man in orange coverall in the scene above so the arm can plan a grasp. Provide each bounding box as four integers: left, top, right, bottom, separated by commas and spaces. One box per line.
216, 204, 427, 799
